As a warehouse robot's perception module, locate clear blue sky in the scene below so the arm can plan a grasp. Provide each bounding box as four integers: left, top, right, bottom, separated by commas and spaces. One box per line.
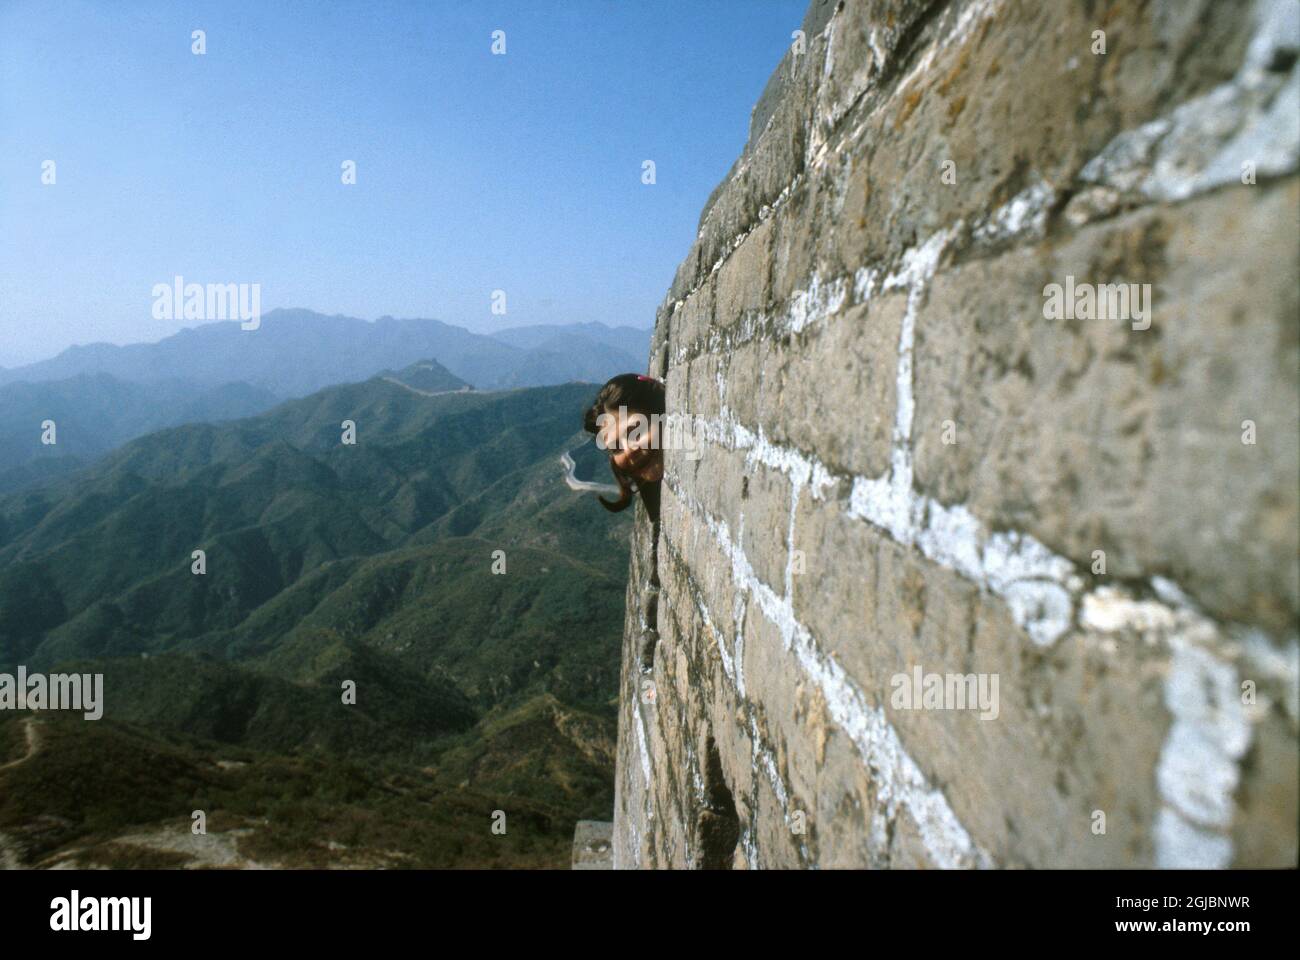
0, 0, 806, 367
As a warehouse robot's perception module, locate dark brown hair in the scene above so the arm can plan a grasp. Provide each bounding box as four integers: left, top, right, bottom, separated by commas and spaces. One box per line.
583, 373, 666, 519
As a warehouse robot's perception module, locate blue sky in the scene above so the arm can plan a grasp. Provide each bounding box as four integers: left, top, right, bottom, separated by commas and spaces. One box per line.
0, 0, 806, 367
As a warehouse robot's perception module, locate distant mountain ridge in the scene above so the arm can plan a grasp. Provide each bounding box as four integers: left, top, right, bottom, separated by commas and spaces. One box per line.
0, 314, 648, 494
0, 377, 625, 695
0, 374, 283, 494
0, 310, 651, 396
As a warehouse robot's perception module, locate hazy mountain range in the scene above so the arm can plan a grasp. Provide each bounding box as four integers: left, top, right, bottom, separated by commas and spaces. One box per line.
0, 376, 630, 868
0, 375, 283, 494
0, 311, 649, 494
0, 309, 651, 395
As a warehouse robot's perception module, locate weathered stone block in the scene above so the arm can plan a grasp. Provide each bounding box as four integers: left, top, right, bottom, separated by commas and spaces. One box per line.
571, 821, 614, 869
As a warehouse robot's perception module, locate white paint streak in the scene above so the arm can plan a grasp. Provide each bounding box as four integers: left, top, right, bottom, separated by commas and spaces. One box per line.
732, 592, 748, 700
789, 273, 849, 334
1238, 628, 1300, 724
634, 698, 652, 784
1159, 639, 1249, 831
673, 257, 848, 368
695, 583, 739, 693
972, 175, 1056, 243
679, 401, 1298, 865
751, 714, 791, 811
895, 0, 1006, 99
1075, 578, 1298, 868
1079, 0, 1299, 201
672, 481, 993, 868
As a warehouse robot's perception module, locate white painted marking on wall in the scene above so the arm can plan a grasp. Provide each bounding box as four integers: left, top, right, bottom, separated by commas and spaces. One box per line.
732, 593, 749, 700
789, 273, 849, 334
656, 525, 793, 837
972, 175, 1057, 243
1153, 808, 1233, 870
1079, 0, 1299, 202
696, 582, 737, 687
741, 825, 761, 869
853, 266, 879, 304
1082, 583, 1258, 868
634, 697, 652, 785
698, 176, 802, 289
1237, 627, 1300, 724
751, 714, 791, 811
671, 396, 1296, 865
669, 481, 994, 868
674, 252, 850, 368
895, 0, 1007, 99
1159, 640, 1249, 831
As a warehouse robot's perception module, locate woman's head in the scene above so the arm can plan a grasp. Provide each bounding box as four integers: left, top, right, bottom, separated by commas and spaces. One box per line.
583, 373, 666, 516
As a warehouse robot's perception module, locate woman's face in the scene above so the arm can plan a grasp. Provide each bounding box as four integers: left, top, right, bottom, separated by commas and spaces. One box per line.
598, 406, 664, 483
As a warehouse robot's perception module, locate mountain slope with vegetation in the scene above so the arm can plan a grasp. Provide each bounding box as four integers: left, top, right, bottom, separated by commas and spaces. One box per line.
0, 377, 629, 868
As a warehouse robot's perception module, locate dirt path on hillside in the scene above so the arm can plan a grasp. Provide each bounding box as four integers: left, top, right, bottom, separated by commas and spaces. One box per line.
0, 718, 40, 773
0, 719, 42, 868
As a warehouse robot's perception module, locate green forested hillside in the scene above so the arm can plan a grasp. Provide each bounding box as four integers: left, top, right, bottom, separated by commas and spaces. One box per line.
0, 376, 630, 868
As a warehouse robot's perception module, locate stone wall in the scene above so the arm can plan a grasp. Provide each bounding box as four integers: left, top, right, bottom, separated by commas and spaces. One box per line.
611, 0, 1299, 868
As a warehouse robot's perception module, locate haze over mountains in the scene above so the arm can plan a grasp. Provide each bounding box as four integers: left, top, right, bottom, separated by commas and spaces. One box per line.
0, 311, 650, 494
0, 375, 282, 494
0, 309, 651, 396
